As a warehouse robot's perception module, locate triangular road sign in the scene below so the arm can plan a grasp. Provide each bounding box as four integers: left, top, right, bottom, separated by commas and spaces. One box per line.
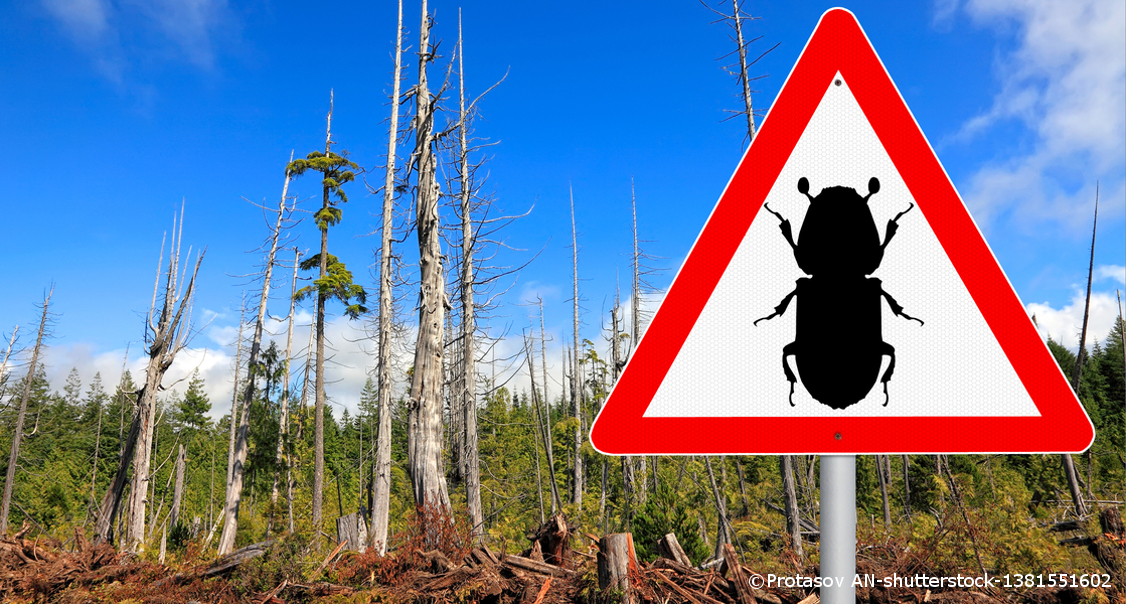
590, 8, 1094, 455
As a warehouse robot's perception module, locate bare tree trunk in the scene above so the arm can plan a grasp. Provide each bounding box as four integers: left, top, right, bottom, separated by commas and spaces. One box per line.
536, 298, 561, 513
271, 246, 300, 535
130, 213, 204, 552
227, 298, 246, 496
1063, 186, 1099, 519
779, 455, 803, 559
170, 444, 186, 528
88, 352, 109, 519
569, 186, 583, 511
0, 287, 52, 535
611, 297, 633, 521
704, 456, 729, 558
455, 11, 483, 543
533, 302, 562, 513
97, 212, 204, 548
370, 0, 404, 551
407, 0, 451, 528
0, 327, 18, 394
218, 154, 293, 555
525, 333, 547, 523
901, 455, 911, 514
876, 455, 891, 529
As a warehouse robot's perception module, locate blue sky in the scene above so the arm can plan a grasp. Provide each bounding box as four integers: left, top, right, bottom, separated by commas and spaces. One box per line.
1, 0, 1123, 417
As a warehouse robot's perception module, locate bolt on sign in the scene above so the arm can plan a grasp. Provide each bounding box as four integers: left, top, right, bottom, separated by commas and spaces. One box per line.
590, 8, 1094, 456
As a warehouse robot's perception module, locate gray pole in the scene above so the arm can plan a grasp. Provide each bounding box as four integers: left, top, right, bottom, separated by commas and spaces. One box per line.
820, 454, 855, 604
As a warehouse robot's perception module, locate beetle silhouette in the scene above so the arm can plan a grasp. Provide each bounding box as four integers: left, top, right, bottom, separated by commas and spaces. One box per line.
754, 177, 923, 410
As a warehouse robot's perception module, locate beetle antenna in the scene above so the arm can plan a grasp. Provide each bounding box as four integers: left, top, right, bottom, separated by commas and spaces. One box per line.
892, 202, 915, 223
762, 202, 784, 222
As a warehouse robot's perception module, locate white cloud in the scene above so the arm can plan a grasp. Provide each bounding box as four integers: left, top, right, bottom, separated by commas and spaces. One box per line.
952, 0, 1126, 233
1095, 264, 1125, 285
1027, 289, 1121, 351
40, 0, 235, 86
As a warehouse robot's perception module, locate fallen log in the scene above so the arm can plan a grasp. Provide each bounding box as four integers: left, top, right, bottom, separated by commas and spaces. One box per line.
504, 554, 574, 577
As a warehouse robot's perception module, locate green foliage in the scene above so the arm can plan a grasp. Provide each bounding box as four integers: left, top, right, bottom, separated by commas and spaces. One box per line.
175, 369, 211, 435
294, 253, 368, 319
286, 150, 359, 223
631, 484, 708, 565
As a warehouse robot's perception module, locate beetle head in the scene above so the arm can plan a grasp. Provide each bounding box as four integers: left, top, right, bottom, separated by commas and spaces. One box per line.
793, 177, 883, 277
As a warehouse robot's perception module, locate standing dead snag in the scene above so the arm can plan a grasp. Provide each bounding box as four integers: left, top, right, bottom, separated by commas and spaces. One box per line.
95, 208, 204, 549
569, 186, 583, 512
1063, 184, 1099, 520
270, 246, 300, 535
0, 287, 52, 536
407, 0, 452, 529
455, 11, 483, 544
218, 152, 297, 556
370, 0, 406, 557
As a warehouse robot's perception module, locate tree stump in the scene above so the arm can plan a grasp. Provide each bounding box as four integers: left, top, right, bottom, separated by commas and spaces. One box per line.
658, 532, 692, 566
598, 533, 638, 604
335, 512, 368, 554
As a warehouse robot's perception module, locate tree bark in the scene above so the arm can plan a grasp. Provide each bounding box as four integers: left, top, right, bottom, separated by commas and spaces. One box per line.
456, 11, 483, 543
876, 454, 891, 529
370, 0, 402, 539
171, 444, 186, 529
0, 287, 51, 535
218, 153, 292, 555
271, 246, 300, 535
407, 0, 451, 529
705, 456, 730, 558
569, 186, 583, 511
227, 298, 245, 498
1064, 185, 1098, 519
597, 533, 638, 604
97, 213, 203, 548
780, 455, 803, 560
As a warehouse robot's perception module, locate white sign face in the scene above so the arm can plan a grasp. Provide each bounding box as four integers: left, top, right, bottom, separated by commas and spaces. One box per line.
643, 73, 1040, 418
589, 8, 1092, 455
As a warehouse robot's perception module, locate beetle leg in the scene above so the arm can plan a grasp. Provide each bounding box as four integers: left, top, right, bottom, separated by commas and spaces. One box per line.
880, 202, 915, 252
878, 341, 896, 407
880, 289, 924, 326
782, 341, 799, 407
754, 288, 798, 326
763, 203, 798, 253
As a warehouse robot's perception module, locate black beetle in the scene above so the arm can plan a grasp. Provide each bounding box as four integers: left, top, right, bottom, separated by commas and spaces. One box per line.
754, 177, 923, 409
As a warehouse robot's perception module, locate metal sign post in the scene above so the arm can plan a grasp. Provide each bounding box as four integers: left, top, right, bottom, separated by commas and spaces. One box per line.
820, 455, 855, 604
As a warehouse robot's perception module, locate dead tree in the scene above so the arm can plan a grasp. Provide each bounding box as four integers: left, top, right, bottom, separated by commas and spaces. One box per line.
227, 297, 246, 496
370, 2, 405, 557
170, 444, 186, 528
270, 246, 300, 535
704, 456, 730, 556
0, 287, 52, 535
218, 153, 296, 555
0, 327, 18, 398
569, 185, 583, 511
1064, 185, 1099, 519
407, 0, 452, 524
455, 12, 483, 542
538, 299, 562, 512
95, 209, 204, 548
